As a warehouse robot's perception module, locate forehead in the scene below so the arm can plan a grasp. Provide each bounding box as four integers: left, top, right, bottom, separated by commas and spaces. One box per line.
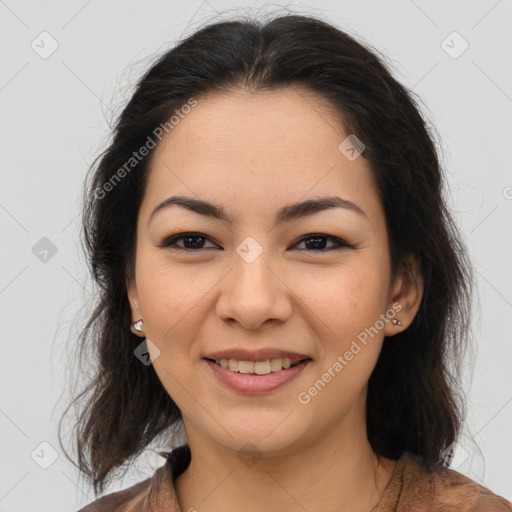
152, 87, 348, 167
142, 87, 381, 226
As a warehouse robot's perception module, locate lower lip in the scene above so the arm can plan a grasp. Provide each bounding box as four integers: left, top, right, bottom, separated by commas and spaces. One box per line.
204, 359, 311, 395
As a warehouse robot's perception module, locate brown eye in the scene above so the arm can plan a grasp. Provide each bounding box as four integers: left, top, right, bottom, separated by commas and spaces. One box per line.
160, 232, 353, 252
293, 234, 353, 251
161, 232, 218, 250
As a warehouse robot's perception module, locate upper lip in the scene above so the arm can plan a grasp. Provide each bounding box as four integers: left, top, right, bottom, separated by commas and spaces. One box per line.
203, 348, 312, 362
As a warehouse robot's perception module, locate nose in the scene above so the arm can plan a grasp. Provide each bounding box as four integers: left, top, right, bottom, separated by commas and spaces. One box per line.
216, 248, 293, 330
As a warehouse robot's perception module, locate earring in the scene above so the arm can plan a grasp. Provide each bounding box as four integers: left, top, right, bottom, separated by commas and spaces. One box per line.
132, 319, 144, 332
392, 318, 402, 326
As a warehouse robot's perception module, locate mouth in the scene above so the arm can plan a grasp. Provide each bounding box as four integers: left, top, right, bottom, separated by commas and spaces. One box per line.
203, 357, 312, 375
203, 356, 312, 394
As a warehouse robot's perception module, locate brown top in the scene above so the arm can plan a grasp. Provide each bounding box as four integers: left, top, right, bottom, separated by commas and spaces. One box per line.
77, 445, 512, 512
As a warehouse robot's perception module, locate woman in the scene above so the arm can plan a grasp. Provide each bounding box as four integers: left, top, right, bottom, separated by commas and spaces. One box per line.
63, 13, 511, 511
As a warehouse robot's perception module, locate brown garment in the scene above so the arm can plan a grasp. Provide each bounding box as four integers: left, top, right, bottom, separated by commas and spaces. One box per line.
77, 445, 511, 512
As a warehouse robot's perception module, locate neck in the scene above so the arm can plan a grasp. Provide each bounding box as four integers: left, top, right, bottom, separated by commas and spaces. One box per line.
174, 414, 396, 512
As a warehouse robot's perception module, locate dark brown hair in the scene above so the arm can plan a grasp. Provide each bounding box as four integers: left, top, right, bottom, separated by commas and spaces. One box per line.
59, 13, 473, 496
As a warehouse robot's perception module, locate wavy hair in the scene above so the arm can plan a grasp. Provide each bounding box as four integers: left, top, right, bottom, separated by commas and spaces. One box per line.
59, 13, 474, 496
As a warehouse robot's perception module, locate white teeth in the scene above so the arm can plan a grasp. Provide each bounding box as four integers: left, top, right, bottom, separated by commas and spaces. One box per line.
215, 357, 301, 374
270, 359, 283, 372
238, 360, 254, 374
254, 360, 271, 375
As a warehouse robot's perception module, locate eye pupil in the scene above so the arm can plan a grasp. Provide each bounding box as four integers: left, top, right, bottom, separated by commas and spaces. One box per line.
183, 235, 205, 249
304, 236, 327, 250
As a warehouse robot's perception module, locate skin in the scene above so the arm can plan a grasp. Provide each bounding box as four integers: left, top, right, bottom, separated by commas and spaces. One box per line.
127, 87, 423, 512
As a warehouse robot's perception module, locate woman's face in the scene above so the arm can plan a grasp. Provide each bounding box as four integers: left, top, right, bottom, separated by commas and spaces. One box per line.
128, 88, 421, 456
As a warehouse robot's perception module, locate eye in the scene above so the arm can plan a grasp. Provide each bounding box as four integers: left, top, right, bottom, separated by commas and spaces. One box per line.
160, 232, 352, 252
160, 232, 219, 250
293, 233, 353, 251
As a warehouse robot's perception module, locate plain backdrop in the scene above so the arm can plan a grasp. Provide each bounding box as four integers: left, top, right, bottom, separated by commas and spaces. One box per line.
0, 0, 511, 509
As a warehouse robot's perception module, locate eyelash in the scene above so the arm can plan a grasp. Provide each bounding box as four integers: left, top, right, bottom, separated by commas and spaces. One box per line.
160, 232, 353, 252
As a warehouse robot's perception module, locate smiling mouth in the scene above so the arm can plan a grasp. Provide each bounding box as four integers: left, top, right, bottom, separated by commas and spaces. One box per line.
205, 357, 311, 375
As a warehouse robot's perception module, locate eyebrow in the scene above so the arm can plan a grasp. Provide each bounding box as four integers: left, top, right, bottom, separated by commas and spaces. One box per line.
148, 195, 368, 226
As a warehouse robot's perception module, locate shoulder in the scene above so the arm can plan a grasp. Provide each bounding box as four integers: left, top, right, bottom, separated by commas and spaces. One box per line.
399, 452, 512, 511
75, 445, 188, 512
75, 468, 158, 512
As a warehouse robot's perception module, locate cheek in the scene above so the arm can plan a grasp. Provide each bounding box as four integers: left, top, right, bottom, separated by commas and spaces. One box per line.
290, 260, 389, 338
136, 254, 211, 335
135, 259, 207, 406
291, 260, 389, 398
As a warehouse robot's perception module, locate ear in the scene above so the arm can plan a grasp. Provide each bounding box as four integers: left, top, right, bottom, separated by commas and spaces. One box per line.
126, 272, 145, 338
384, 254, 423, 337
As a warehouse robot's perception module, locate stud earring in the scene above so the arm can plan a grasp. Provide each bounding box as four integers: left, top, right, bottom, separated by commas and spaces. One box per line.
132, 319, 144, 332
392, 318, 402, 326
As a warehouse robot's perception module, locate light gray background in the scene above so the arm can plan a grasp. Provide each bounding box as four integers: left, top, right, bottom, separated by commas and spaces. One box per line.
1, 0, 511, 510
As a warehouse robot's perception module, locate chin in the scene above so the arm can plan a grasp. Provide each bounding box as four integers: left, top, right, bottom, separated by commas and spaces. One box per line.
208, 420, 307, 456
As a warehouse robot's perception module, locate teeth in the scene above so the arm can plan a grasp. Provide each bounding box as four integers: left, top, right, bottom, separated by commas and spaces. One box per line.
215, 357, 301, 374
238, 360, 254, 374
270, 359, 283, 372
